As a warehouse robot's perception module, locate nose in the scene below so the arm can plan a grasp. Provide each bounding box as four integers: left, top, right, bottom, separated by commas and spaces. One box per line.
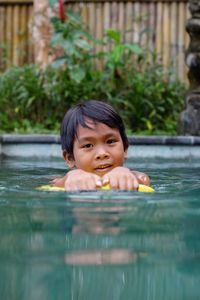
95, 146, 109, 160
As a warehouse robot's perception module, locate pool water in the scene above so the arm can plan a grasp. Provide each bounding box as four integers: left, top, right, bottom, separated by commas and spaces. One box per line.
0, 157, 200, 300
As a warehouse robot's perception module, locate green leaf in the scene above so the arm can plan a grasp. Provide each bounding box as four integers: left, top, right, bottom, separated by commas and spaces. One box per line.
146, 120, 153, 130
67, 10, 82, 25
124, 44, 143, 55
50, 33, 64, 46
51, 58, 66, 69
75, 39, 93, 51
111, 45, 124, 64
62, 40, 75, 54
69, 65, 86, 83
106, 29, 121, 44
26, 96, 35, 108
48, 0, 57, 8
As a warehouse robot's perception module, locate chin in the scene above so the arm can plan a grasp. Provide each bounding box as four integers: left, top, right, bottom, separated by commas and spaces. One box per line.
95, 172, 106, 177
95, 168, 114, 177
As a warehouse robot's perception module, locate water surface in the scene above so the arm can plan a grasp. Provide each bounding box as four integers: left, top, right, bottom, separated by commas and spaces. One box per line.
0, 157, 200, 300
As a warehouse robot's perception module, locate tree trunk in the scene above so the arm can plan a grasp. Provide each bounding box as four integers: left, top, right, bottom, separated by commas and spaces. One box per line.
31, 0, 58, 68
180, 0, 200, 135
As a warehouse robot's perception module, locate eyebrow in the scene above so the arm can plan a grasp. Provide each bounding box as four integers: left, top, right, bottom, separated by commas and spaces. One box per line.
77, 132, 120, 143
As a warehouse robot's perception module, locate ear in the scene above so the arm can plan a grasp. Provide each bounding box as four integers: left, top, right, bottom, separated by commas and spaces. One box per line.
63, 150, 75, 169
124, 148, 128, 160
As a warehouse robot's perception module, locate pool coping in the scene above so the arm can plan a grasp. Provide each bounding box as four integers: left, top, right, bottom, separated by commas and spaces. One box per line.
1, 134, 200, 159
1, 134, 200, 145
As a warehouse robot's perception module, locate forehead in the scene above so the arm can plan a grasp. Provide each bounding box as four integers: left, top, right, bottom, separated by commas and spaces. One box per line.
75, 121, 120, 139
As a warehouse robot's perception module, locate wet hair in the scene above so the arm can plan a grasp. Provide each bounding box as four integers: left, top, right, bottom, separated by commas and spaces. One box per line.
61, 100, 129, 158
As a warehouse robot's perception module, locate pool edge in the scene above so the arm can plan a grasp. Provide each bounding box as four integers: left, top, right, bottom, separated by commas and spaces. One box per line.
1, 134, 200, 159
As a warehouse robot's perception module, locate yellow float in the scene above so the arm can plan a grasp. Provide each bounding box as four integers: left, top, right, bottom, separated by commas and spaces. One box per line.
38, 183, 154, 193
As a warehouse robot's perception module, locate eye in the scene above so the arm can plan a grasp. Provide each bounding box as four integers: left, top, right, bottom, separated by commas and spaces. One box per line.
82, 143, 93, 149
107, 138, 117, 144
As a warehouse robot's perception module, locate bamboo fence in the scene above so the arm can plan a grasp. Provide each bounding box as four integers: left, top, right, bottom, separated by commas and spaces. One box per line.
0, 0, 190, 82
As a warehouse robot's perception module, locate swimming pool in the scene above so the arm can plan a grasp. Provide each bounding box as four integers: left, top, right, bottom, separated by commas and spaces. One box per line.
0, 157, 200, 300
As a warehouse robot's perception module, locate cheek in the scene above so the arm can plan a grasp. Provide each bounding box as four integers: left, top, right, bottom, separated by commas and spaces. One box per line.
74, 152, 90, 167
114, 149, 126, 164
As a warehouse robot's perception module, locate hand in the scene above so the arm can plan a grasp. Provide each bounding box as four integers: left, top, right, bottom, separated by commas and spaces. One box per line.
64, 169, 102, 191
50, 175, 67, 187
132, 171, 150, 186
102, 167, 139, 190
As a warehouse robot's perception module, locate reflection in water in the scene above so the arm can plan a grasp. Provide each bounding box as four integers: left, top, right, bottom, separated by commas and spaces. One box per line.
0, 158, 200, 300
64, 249, 138, 265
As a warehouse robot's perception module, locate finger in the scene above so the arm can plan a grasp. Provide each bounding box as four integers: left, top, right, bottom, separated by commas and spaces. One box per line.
126, 177, 134, 191
65, 182, 78, 191
65, 177, 84, 191
95, 177, 103, 188
118, 176, 127, 190
131, 176, 139, 191
50, 178, 58, 184
87, 175, 102, 189
78, 179, 89, 191
133, 171, 150, 186
86, 178, 98, 190
102, 176, 109, 186
139, 175, 150, 186
109, 177, 119, 190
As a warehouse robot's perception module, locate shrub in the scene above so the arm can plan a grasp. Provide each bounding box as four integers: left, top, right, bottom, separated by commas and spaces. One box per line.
0, 11, 187, 134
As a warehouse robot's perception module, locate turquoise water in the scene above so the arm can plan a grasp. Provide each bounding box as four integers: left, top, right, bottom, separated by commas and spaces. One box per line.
0, 157, 200, 300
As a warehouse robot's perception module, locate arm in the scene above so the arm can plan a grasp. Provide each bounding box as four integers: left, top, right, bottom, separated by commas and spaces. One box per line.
50, 175, 67, 187
51, 169, 102, 191
101, 167, 149, 190
50, 169, 150, 189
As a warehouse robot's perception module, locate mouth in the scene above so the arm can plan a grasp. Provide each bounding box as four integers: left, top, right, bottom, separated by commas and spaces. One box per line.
94, 164, 113, 172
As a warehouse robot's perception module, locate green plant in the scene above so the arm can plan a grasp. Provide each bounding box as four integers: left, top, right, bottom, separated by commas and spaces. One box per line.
93, 30, 186, 134
50, 10, 100, 83
0, 10, 187, 134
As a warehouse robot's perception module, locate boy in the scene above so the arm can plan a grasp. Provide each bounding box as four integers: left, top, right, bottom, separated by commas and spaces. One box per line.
52, 100, 150, 191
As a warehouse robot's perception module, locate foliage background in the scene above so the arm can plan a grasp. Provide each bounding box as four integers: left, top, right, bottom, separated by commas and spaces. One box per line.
0, 10, 186, 135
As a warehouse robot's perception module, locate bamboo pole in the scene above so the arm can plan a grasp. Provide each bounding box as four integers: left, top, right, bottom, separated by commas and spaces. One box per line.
19, 5, 27, 65
25, 5, 30, 63
96, 3, 103, 68
118, 2, 124, 42
103, 2, 110, 31
81, 2, 88, 27
0, 6, 5, 70
148, 2, 155, 53
13, 5, 20, 65
5, 5, 12, 68
133, 2, 140, 44
156, 2, 163, 60
178, 2, 185, 81
141, 3, 148, 47
96, 2, 103, 54
163, 2, 170, 67
111, 2, 118, 31
103, 2, 110, 51
88, 3, 96, 37
125, 2, 132, 43
27, 4, 34, 63
171, 2, 177, 79
73, 2, 80, 14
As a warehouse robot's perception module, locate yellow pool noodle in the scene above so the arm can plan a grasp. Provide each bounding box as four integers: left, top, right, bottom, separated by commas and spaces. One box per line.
38, 184, 154, 193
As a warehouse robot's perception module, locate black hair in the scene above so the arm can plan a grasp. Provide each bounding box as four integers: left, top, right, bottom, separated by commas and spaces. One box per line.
61, 100, 129, 157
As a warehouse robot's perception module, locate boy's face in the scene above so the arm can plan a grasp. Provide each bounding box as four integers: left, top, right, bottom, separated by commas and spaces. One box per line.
64, 120, 128, 177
